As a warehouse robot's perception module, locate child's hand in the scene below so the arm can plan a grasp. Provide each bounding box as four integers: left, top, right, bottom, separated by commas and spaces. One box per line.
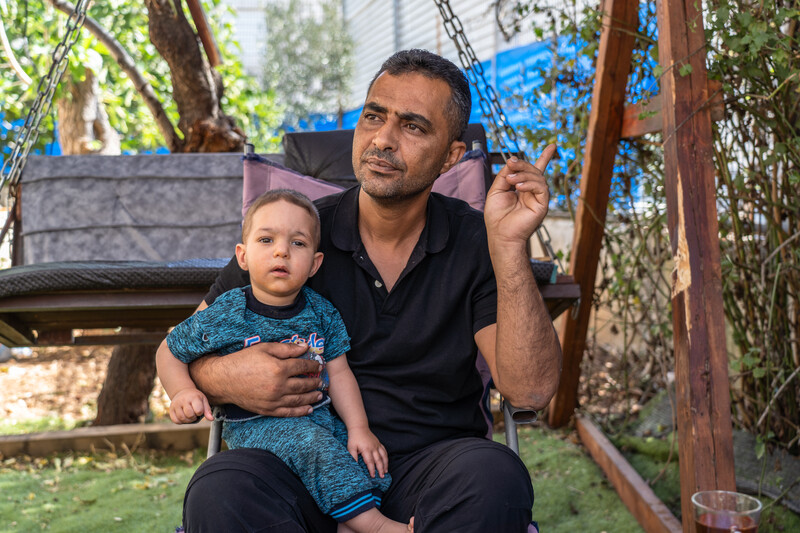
169, 388, 213, 424
347, 427, 389, 478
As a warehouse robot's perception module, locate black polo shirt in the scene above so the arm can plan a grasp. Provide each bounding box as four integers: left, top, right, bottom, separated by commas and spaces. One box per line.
205, 186, 497, 458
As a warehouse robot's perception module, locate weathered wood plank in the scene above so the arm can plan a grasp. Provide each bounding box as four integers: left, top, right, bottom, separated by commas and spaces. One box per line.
549, 0, 640, 428
576, 416, 683, 533
0, 422, 213, 458
656, 0, 736, 530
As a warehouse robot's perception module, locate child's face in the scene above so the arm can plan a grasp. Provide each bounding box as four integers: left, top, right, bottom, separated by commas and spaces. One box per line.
235, 200, 323, 306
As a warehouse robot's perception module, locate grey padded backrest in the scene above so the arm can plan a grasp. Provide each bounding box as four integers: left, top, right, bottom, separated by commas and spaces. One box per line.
19, 154, 246, 264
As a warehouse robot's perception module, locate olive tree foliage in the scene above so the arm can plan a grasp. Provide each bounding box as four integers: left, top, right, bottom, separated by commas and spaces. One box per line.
260, 0, 353, 127
0, 0, 281, 156
505, 0, 800, 451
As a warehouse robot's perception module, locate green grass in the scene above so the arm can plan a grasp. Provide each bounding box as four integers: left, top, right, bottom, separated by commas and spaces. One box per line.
0, 417, 82, 436
4, 422, 797, 532
1, 424, 644, 532
514, 426, 643, 532
1, 448, 201, 532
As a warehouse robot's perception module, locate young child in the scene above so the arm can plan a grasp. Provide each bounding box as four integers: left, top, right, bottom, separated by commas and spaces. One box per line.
157, 189, 412, 533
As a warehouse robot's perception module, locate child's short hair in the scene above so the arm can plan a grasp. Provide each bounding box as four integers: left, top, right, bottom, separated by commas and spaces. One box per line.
242, 189, 321, 249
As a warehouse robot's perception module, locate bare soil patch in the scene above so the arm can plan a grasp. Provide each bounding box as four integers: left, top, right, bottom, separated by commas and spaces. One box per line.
0, 346, 170, 424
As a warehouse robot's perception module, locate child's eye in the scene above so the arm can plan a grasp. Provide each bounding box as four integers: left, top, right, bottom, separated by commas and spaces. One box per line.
291, 240, 307, 247
259, 237, 273, 244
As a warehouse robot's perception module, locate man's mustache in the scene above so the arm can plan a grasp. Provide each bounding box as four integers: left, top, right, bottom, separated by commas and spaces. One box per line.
360, 148, 404, 170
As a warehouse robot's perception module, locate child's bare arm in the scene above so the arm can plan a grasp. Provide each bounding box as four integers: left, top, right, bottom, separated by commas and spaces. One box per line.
156, 340, 213, 423
326, 355, 388, 477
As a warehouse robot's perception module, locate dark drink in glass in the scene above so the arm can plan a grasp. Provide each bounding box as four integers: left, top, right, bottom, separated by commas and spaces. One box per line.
692, 491, 761, 533
695, 512, 758, 533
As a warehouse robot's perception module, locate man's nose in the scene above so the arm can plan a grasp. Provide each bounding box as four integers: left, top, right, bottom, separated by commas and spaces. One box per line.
372, 121, 398, 152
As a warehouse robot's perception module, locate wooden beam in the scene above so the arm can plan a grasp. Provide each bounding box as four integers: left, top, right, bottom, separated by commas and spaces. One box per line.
0, 422, 212, 458
656, 0, 736, 530
621, 79, 724, 138
549, 0, 639, 428
0, 314, 34, 346
576, 416, 683, 533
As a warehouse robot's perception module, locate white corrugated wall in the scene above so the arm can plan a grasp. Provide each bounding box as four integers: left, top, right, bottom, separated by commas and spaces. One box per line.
222, 0, 554, 111
343, 0, 543, 109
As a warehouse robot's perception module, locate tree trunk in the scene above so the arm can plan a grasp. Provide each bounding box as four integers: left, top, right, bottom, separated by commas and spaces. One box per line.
92, 0, 245, 426
56, 69, 121, 155
93, 332, 159, 426
145, 0, 245, 153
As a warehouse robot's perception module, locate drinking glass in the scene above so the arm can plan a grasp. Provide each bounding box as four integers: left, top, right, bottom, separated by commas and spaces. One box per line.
692, 490, 762, 533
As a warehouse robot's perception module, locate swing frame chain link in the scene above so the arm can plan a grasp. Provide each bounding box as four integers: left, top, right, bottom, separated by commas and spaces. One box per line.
432, 0, 521, 163
0, 0, 90, 194
432, 0, 564, 273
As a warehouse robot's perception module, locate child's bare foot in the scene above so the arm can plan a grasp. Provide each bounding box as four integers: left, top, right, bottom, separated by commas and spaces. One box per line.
339, 508, 411, 533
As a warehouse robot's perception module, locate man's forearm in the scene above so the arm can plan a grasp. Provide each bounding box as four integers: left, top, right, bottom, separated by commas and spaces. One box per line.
491, 242, 562, 410
188, 355, 232, 405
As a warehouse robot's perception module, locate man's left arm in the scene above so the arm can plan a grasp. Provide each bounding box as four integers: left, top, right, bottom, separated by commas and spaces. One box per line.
476, 145, 562, 411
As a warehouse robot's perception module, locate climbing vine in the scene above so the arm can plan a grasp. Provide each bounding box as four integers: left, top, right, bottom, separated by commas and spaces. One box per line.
507, 0, 800, 451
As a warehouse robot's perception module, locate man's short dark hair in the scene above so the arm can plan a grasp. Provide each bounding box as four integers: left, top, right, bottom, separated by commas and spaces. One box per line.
369, 49, 471, 143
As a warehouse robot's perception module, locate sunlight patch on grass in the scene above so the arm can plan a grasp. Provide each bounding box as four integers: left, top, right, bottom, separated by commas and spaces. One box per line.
0, 417, 80, 435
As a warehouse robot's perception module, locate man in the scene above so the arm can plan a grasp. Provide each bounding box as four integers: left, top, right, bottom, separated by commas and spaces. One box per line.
159, 49, 561, 532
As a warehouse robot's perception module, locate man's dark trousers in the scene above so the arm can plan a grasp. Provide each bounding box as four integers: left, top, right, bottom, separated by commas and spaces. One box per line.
182, 437, 534, 532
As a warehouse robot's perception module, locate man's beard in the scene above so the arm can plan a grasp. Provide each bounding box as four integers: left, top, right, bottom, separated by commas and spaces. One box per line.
355, 148, 444, 205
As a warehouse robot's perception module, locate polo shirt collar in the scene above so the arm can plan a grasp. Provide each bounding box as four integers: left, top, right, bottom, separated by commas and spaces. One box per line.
330, 186, 449, 254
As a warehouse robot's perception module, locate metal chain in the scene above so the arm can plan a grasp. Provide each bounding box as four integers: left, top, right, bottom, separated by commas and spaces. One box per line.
433, 0, 521, 162
0, 0, 90, 193
432, 0, 564, 273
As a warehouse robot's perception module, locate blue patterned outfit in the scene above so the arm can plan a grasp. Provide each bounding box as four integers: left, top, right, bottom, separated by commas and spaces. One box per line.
166, 285, 391, 522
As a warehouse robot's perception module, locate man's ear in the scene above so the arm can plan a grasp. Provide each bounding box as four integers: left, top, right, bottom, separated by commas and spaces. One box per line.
235, 243, 249, 271
308, 251, 324, 278
439, 139, 467, 174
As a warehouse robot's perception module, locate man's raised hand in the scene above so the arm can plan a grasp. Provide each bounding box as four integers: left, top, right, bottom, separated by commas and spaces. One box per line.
484, 144, 557, 246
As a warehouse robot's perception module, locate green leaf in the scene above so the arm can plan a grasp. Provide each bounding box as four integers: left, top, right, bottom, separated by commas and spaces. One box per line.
679, 64, 693, 77
755, 439, 765, 459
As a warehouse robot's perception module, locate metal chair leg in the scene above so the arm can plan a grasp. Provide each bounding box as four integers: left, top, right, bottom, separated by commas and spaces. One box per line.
503, 400, 538, 456
206, 408, 223, 458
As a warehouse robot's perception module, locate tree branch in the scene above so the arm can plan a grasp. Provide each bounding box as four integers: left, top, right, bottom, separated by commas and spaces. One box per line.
0, 15, 32, 86
48, 0, 183, 152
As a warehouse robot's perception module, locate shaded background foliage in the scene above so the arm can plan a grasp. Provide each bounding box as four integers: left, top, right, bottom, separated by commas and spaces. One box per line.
260, 0, 353, 129
508, 0, 799, 452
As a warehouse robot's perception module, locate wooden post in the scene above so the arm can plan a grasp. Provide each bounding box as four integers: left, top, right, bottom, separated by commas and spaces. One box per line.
548, 0, 639, 428
656, 0, 736, 530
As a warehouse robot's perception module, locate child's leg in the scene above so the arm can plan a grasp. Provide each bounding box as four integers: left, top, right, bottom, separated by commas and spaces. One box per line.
223, 411, 388, 522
